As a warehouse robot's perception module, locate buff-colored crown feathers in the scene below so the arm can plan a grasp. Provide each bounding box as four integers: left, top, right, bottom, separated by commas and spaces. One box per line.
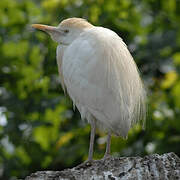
59, 18, 93, 29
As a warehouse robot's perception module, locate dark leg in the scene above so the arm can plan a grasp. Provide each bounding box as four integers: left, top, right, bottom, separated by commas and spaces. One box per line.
103, 131, 111, 158
75, 118, 96, 169
88, 118, 96, 161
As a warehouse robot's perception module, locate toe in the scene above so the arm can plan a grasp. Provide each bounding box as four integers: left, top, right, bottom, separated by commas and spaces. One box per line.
75, 159, 94, 169
102, 154, 112, 160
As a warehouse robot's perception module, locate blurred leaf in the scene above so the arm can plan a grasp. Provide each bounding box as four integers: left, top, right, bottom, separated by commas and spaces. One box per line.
173, 52, 180, 66
56, 132, 73, 148
161, 71, 178, 89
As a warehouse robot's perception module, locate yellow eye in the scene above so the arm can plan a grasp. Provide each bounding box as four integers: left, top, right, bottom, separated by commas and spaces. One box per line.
64, 29, 69, 33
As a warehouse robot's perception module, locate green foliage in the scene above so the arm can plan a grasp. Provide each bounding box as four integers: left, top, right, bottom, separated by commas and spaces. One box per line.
0, 0, 180, 179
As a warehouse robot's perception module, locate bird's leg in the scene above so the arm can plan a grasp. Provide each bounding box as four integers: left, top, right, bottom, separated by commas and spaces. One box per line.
88, 118, 96, 161
75, 118, 96, 169
103, 131, 111, 159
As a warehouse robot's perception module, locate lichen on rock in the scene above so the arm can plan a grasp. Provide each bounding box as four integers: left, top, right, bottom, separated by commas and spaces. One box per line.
25, 152, 180, 180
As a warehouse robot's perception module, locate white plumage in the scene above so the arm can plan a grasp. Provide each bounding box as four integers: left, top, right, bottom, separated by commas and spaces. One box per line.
32, 18, 146, 161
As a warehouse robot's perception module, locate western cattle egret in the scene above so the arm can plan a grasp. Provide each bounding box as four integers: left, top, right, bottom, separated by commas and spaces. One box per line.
32, 17, 146, 162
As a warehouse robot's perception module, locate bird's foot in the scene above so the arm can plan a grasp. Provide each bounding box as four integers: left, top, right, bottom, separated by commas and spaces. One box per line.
102, 154, 112, 161
75, 159, 94, 169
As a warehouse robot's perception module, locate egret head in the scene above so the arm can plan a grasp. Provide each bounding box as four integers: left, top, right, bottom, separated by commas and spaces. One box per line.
32, 18, 93, 45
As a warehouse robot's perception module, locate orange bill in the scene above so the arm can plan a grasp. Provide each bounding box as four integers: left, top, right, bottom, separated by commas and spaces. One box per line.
32, 24, 56, 31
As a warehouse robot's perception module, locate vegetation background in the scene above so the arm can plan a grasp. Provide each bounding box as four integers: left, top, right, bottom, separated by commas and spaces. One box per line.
0, 0, 180, 179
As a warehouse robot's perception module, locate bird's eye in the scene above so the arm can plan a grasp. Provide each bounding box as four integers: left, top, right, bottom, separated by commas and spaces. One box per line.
64, 29, 69, 33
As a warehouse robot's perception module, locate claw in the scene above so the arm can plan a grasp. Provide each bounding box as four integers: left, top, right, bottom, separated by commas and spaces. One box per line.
75, 159, 94, 169
102, 154, 112, 160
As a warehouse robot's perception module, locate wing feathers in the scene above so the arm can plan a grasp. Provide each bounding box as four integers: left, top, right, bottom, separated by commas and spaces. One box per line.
62, 27, 146, 137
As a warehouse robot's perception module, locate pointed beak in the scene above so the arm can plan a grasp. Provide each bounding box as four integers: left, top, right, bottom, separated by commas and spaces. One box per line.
32, 24, 57, 32
32, 23, 64, 43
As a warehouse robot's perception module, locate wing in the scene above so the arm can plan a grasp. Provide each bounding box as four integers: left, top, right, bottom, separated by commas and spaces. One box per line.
62, 27, 146, 137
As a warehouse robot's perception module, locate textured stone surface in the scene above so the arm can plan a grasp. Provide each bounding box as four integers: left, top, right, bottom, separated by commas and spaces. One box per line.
25, 152, 180, 180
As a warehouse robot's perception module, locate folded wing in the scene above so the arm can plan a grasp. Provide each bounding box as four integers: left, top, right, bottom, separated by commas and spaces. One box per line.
62, 27, 146, 137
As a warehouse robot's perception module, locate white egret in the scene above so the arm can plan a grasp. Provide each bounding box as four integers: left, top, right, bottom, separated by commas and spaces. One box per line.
32, 17, 146, 162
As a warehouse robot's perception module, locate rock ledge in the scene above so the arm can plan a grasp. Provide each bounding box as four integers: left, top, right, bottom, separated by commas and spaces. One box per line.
25, 152, 180, 180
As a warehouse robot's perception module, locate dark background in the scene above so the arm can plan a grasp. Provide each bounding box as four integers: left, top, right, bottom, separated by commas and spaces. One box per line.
0, 0, 180, 179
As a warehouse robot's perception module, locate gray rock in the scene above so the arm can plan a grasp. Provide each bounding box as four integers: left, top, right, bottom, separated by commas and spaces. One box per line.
25, 152, 180, 180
